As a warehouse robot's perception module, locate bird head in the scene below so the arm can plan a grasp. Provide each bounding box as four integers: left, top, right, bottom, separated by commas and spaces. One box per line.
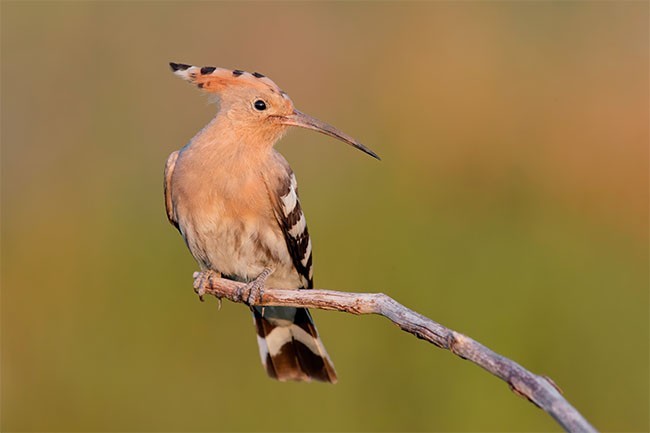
170, 62, 379, 160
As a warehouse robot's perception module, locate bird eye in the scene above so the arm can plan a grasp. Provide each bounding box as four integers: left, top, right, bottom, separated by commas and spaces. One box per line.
254, 99, 267, 111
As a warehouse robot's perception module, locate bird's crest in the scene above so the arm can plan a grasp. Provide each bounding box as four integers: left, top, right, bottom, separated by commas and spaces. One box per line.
169, 62, 288, 98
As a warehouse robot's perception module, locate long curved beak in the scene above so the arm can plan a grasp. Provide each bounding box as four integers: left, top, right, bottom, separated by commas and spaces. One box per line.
279, 110, 380, 160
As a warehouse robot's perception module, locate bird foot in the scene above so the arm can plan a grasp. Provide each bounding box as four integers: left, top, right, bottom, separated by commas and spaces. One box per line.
239, 267, 273, 305
192, 270, 220, 302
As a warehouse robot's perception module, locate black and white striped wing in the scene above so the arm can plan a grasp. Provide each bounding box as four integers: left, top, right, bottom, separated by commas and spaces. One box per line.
257, 157, 337, 383
272, 170, 313, 290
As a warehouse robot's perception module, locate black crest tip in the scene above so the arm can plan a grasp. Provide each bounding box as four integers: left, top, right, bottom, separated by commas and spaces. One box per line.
169, 62, 191, 72
200, 66, 216, 75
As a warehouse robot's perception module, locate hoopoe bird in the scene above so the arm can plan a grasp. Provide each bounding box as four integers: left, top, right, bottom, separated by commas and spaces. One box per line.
165, 62, 379, 383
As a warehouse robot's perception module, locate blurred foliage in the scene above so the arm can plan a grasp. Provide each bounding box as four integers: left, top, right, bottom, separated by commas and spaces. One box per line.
1, 1, 648, 432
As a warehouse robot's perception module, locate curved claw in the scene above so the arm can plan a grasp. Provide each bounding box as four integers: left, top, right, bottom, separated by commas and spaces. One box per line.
192, 270, 220, 302
239, 267, 273, 305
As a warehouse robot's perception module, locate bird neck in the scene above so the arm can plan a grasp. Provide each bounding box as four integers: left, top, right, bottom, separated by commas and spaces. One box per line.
184, 111, 284, 170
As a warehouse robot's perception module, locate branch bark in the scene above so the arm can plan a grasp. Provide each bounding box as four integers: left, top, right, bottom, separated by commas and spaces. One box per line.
201, 275, 597, 433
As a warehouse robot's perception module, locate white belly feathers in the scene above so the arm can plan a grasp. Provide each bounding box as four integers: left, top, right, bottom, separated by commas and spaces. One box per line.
176, 191, 304, 290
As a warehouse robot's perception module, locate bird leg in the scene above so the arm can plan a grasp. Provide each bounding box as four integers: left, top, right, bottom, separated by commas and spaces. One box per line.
238, 267, 274, 305
192, 270, 221, 302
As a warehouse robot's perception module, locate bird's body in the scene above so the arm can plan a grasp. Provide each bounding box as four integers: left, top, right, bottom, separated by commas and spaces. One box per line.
165, 63, 378, 382
168, 142, 303, 290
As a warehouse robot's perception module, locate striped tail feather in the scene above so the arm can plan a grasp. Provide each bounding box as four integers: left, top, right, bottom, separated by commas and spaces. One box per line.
252, 306, 337, 383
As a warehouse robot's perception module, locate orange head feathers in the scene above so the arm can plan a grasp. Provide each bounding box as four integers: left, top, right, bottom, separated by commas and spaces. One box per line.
169, 62, 380, 160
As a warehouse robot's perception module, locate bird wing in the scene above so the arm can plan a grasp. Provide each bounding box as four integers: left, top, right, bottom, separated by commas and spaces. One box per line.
164, 150, 180, 230
264, 153, 313, 290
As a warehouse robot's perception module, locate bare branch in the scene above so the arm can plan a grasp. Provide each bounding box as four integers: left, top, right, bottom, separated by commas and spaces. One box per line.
201, 275, 597, 433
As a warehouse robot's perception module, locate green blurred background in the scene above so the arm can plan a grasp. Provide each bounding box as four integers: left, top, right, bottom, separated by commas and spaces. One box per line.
2, 1, 648, 432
